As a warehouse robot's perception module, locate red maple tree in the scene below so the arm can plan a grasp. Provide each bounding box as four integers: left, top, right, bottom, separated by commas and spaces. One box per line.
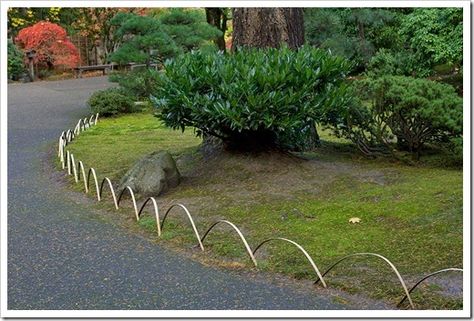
15, 21, 80, 68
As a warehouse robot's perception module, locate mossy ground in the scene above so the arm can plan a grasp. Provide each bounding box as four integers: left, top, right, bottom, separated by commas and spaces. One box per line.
65, 112, 463, 309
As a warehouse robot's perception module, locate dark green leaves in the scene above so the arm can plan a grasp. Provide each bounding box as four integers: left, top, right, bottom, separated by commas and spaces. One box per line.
153, 46, 351, 149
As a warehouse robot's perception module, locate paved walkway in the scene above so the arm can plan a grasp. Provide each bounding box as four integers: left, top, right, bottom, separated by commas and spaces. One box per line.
7, 77, 356, 310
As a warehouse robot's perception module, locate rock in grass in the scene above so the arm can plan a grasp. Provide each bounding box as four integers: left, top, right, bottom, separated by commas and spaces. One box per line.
119, 151, 180, 196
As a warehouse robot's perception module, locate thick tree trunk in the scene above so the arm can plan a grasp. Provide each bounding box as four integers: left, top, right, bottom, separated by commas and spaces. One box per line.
205, 8, 228, 51
231, 8, 319, 150
232, 8, 304, 50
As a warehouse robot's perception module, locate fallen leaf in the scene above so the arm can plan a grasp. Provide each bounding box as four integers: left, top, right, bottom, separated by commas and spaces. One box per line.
349, 217, 361, 224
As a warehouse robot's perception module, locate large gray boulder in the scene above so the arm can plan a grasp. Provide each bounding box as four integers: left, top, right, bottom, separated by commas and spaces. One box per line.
119, 151, 181, 196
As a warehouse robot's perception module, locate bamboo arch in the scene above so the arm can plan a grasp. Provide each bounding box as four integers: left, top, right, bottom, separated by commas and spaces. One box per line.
397, 268, 463, 308
201, 220, 257, 267
161, 203, 204, 251
314, 253, 414, 309
118, 186, 139, 220
100, 177, 119, 209
253, 237, 327, 288
137, 197, 162, 236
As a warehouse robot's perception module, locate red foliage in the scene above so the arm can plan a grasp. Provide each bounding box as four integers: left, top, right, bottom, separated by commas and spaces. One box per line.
15, 21, 80, 68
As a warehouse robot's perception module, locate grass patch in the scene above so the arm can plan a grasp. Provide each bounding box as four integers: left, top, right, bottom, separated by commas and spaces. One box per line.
65, 112, 463, 309
67, 112, 202, 179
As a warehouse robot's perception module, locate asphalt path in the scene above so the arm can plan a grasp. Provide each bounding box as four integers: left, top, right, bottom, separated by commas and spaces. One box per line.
7, 77, 360, 310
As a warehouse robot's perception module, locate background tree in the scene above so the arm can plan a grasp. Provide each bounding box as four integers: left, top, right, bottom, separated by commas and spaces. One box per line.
109, 12, 179, 65
15, 21, 80, 69
205, 8, 230, 51
109, 9, 221, 65
232, 8, 304, 50
8, 7, 62, 37
399, 8, 463, 74
158, 9, 223, 52
7, 40, 25, 80
304, 8, 399, 73
71, 8, 131, 64
230, 8, 322, 150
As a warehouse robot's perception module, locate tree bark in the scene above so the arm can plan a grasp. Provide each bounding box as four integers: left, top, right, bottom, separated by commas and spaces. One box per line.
231, 8, 319, 150
232, 8, 304, 50
205, 8, 228, 52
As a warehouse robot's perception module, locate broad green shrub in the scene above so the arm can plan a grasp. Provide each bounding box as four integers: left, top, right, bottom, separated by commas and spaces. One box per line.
337, 76, 462, 160
8, 40, 25, 80
153, 46, 351, 150
87, 88, 136, 117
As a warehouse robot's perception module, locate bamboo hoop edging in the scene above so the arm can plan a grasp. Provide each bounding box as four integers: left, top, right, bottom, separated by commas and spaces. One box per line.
397, 268, 463, 308
66, 150, 71, 175
253, 237, 327, 288
201, 220, 257, 267
100, 177, 119, 209
70, 153, 78, 182
87, 168, 101, 201
313, 252, 415, 309
78, 161, 88, 193
161, 203, 204, 251
138, 197, 162, 236
117, 186, 139, 220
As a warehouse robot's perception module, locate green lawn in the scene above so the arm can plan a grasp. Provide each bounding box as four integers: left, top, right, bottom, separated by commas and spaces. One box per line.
65, 111, 463, 309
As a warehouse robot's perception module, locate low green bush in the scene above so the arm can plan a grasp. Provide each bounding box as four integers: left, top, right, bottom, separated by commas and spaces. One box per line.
153, 46, 351, 150
87, 88, 136, 117
336, 76, 462, 160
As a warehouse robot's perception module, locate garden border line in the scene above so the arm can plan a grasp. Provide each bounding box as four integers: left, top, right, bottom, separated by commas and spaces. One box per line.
397, 268, 463, 308
201, 220, 257, 267
313, 252, 414, 309
253, 237, 327, 288
55, 113, 464, 310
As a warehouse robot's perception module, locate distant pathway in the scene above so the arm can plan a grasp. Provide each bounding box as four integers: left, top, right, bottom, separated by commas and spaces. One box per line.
8, 77, 356, 310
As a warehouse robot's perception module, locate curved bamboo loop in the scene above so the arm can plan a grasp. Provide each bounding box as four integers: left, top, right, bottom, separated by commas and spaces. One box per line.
70, 153, 78, 182
58, 134, 64, 157
66, 129, 73, 143
87, 168, 101, 201
89, 114, 95, 126
77, 161, 88, 193
397, 268, 463, 308
66, 150, 71, 175
100, 178, 119, 209
201, 220, 257, 267
58, 136, 65, 167
78, 119, 84, 132
253, 237, 327, 288
314, 252, 414, 309
117, 186, 139, 220
161, 203, 204, 251
138, 197, 161, 236
94, 113, 99, 125
83, 117, 89, 129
